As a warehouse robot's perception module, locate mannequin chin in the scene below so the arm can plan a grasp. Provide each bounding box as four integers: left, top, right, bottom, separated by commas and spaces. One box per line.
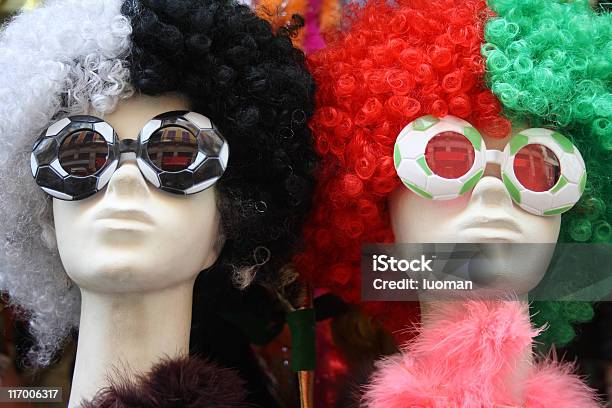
53, 93, 223, 294
388, 131, 561, 295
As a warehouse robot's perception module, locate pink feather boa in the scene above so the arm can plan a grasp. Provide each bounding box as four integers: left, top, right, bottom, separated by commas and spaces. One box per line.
362, 300, 601, 408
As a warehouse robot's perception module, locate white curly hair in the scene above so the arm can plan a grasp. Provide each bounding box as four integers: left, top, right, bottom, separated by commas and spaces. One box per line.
0, 0, 133, 367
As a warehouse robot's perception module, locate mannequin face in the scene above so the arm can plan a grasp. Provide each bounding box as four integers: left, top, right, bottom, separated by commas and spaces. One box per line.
389, 129, 561, 293
53, 94, 223, 294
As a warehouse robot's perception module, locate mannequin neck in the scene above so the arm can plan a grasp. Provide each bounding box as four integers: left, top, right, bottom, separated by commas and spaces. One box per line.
68, 281, 195, 408
418, 293, 529, 326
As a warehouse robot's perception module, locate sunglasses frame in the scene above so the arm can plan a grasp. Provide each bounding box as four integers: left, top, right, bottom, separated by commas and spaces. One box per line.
30, 111, 229, 201
394, 115, 587, 216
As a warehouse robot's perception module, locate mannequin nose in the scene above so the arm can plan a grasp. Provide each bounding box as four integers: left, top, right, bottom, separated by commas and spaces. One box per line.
105, 152, 150, 197
468, 176, 514, 209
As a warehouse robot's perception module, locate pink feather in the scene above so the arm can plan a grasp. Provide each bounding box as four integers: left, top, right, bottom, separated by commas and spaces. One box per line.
525, 361, 601, 408
362, 300, 601, 408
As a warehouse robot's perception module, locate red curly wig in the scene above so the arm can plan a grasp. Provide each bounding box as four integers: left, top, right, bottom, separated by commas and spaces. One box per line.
295, 0, 512, 338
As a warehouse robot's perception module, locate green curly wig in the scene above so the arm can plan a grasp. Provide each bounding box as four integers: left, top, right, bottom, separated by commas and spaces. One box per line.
483, 0, 611, 348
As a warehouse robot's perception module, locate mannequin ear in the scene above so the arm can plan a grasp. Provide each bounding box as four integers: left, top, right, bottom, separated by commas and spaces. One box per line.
43, 203, 59, 252
200, 228, 225, 270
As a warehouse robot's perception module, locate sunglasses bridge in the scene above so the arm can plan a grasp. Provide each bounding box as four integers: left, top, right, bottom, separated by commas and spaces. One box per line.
485, 149, 504, 166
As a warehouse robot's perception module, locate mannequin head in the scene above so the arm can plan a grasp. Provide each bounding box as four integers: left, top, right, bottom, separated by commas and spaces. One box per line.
389, 130, 561, 294
53, 94, 222, 293
0, 0, 316, 366
297, 0, 610, 345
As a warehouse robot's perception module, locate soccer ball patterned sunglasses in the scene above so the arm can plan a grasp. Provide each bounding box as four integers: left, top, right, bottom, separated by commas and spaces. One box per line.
394, 115, 587, 216
30, 111, 229, 201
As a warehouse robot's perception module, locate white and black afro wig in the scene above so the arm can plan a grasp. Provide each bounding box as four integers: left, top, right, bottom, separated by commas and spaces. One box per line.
0, 0, 316, 368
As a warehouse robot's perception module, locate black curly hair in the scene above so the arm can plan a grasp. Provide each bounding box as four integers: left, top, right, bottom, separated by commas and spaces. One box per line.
122, 0, 316, 293
121, 0, 316, 404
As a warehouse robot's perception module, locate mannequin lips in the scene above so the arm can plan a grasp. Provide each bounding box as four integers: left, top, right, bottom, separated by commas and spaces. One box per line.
95, 208, 155, 226
459, 216, 522, 233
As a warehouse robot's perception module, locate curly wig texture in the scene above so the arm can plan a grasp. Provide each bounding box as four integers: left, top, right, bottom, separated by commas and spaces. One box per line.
296, 0, 610, 348
295, 0, 512, 338
483, 0, 612, 346
0, 0, 316, 367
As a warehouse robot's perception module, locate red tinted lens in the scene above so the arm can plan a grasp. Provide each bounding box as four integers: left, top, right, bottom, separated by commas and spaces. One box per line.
59, 130, 109, 176
425, 131, 475, 179
147, 126, 198, 172
513, 144, 560, 192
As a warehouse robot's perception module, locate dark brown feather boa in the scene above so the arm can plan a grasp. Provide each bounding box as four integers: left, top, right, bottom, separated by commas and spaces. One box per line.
80, 356, 252, 408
